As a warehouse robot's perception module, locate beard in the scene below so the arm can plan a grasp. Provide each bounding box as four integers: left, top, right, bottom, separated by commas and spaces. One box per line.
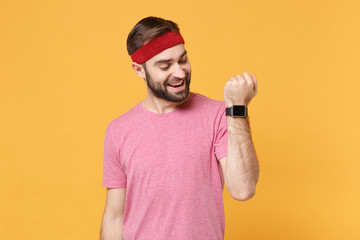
144, 68, 191, 103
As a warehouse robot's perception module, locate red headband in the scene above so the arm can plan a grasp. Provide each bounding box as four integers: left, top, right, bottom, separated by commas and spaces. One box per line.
131, 32, 185, 64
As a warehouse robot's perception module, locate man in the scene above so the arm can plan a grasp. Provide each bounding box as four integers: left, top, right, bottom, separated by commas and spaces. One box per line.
100, 16, 259, 240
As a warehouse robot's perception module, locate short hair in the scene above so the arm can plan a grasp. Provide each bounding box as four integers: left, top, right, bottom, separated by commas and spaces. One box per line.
127, 16, 180, 55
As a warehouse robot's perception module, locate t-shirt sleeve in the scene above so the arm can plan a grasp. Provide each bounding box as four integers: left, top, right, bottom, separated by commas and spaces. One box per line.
214, 102, 228, 161
102, 123, 127, 188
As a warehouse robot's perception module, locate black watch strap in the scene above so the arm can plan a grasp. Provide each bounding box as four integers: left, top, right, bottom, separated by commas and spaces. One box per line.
226, 105, 248, 117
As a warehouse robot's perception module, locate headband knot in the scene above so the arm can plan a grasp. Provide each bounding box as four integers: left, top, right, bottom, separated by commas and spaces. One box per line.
131, 32, 185, 64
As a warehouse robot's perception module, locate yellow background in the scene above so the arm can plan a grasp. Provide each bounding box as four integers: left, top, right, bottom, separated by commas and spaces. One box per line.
1, 0, 359, 239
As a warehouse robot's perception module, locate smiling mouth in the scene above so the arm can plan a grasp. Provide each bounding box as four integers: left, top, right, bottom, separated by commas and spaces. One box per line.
167, 80, 184, 88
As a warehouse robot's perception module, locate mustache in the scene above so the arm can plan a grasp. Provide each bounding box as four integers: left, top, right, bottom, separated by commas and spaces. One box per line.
165, 72, 190, 85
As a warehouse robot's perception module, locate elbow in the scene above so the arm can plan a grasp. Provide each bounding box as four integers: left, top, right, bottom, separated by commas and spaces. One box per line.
231, 187, 256, 201
226, 174, 259, 201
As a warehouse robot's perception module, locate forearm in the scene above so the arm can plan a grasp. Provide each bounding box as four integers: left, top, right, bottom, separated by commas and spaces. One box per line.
100, 215, 124, 240
225, 115, 259, 200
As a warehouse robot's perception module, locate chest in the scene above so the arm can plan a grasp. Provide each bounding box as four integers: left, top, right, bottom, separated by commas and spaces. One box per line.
120, 118, 214, 184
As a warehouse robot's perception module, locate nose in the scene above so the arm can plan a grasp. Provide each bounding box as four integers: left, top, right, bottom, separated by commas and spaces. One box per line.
172, 63, 186, 79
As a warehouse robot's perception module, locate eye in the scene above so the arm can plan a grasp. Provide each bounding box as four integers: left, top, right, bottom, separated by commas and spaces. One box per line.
179, 57, 187, 64
160, 65, 170, 71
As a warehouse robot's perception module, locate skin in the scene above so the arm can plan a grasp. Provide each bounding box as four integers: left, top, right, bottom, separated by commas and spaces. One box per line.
100, 188, 126, 240
222, 72, 259, 200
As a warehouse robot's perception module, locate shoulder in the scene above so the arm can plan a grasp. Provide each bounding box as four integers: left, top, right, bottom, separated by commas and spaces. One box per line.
105, 102, 142, 136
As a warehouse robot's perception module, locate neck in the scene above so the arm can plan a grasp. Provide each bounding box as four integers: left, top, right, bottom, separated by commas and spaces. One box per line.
142, 92, 192, 114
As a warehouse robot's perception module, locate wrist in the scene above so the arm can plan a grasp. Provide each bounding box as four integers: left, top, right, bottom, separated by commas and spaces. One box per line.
225, 105, 248, 118
227, 116, 250, 135
225, 102, 247, 108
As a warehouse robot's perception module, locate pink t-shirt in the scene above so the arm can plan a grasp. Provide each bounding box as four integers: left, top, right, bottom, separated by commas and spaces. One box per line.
103, 92, 228, 239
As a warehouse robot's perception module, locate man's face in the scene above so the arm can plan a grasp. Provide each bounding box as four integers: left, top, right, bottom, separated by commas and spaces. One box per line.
143, 44, 191, 103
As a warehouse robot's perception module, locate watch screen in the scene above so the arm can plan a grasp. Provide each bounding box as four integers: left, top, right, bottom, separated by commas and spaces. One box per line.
233, 105, 246, 116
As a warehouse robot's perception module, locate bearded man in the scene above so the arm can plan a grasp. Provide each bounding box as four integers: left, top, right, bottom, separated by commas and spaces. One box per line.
100, 16, 259, 240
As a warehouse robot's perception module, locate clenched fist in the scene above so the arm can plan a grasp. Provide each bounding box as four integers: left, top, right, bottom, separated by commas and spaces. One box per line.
224, 72, 258, 107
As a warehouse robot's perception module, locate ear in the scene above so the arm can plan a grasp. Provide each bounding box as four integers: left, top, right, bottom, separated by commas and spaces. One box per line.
132, 62, 146, 79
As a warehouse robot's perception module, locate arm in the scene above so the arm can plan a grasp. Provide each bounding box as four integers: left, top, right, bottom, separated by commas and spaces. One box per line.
219, 116, 259, 201
100, 188, 126, 240
220, 72, 259, 201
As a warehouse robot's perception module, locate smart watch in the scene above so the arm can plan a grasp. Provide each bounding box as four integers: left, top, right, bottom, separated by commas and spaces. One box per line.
225, 105, 248, 117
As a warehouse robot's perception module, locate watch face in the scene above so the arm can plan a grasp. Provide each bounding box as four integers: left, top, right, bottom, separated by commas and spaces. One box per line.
233, 105, 246, 116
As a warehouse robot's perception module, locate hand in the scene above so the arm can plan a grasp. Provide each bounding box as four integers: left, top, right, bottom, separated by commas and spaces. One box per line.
224, 72, 258, 107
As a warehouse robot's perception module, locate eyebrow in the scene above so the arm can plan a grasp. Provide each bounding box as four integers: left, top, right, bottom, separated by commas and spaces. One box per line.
153, 50, 187, 66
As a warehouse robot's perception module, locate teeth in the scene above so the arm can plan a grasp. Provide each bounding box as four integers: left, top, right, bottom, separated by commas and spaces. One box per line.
169, 80, 183, 86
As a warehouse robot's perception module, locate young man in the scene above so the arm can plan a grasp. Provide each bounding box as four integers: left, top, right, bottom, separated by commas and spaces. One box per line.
100, 16, 259, 240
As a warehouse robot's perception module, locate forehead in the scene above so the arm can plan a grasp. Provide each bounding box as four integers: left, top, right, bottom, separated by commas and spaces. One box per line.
146, 44, 186, 64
